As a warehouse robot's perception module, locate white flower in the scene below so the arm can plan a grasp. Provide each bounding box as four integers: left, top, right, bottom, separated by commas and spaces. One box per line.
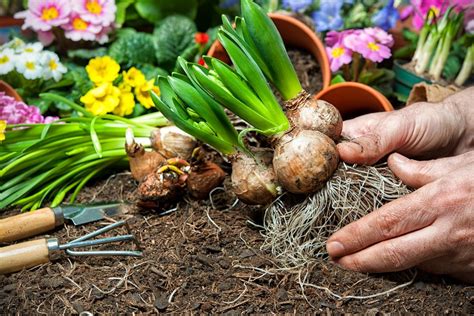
19, 42, 44, 55
41, 51, 67, 81
0, 48, 15, 75
15, 53, 43, 80
0, 38, 25, 52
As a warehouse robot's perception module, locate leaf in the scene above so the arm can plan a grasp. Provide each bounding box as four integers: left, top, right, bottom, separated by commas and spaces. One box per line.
109, 29, 156, 65
116, 0, 136, 26
135, 0, 198, 24
154, 15, 197, 71
67, 48, 108, 61
330, 74, 346, 85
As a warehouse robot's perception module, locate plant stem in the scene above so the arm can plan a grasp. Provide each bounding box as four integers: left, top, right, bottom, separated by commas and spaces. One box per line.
455, 45, 473, 86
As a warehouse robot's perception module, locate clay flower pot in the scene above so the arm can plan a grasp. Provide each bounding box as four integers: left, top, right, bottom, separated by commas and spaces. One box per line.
0, 80, 22, 102
314, 82, 393, 120
207, 13, 331, 89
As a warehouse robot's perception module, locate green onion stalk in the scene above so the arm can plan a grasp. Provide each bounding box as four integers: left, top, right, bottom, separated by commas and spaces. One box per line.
455, 43, 474, 86
428, 10, 464, 81
0, 93, 168, 211
414, 7, 455, 75
152, 0, 342, 204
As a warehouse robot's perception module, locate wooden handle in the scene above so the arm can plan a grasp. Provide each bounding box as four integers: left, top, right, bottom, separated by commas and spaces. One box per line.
0, 239, 50, 274
0, 208, 59, 243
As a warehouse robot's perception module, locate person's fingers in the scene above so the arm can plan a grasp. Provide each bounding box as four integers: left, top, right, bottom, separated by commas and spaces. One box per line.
418, 258, 474, 283
388, 151, 474, 188
326, 188, 436, 258
337, 112, 407, 165
333, 226, 445, 273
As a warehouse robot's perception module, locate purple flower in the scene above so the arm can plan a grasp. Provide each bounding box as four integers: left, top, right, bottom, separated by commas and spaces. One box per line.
312, 0, 344, 32
364, 27, 394, 47
282, 0, 312, 12
0, 92, 58, 124
344, 31, 391, 63
326, 44, 352, 72
372, 0, 400, 31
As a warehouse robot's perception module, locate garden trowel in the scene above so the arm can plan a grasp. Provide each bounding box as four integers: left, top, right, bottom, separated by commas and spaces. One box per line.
0, 203, 127, 243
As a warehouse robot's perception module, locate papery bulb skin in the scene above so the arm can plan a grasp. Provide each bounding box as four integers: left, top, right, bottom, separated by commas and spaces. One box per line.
231, 149, 280, 205
125, 128, 166, 181
138, 172, 187, 204
273, 129, 338, 194
187, 161, 226, 200
151, 126, 197, 159
286, 91, 342, 140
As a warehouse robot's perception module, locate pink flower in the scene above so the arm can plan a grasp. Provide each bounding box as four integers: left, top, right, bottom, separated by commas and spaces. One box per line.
344, 32, 391, 63
37, 30, 55, 46
364, 27, 394, 47
14, 0, 71, 32
326, 45, 352, 72
0, 92, 58, 124
72, 0, 116, 27
62, 13, 102, 41
325, 29, 361, 47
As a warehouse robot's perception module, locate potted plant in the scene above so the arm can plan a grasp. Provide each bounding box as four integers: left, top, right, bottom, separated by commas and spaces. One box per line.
315, 27, 395, 118
208, 12, 332, 90
394, 6, 472, 101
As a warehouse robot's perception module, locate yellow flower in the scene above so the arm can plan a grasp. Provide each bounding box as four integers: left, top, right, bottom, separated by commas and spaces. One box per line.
113, 84, 135, 117
80, 82, 121, 116
135, 79, 160, 109
0, 120, 6, 141
85, 56, 120, 84
123, 67, 146, 87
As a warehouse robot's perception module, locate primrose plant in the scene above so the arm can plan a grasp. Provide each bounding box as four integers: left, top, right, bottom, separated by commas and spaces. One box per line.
14, 0, 116, 46
325, 27, 395, 95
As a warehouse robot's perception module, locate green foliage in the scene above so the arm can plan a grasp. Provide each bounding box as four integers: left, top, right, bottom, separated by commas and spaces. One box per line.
108, 28, 157, 66
67, 47, 108, 62
154, 15, 198, 71
136, 0, 198, 24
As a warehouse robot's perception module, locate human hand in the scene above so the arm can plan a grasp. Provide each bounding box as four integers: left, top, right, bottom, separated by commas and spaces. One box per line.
326, 151, 474, 283
336, 87, 474, 164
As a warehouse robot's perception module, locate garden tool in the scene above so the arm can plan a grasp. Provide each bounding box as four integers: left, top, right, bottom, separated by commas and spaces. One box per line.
0, 220, 142, 275
0, 202, 126, 243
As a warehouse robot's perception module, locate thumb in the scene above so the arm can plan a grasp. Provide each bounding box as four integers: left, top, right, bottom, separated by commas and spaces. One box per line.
387, 152, 473, 188
337, 134, 394, 165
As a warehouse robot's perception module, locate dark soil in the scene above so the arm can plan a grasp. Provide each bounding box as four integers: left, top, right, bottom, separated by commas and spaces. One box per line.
1, 48, 472, 315
0, 174, 472, 314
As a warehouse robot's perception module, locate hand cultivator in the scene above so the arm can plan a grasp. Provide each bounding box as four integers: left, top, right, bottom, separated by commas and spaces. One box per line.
0, 204, 142, 274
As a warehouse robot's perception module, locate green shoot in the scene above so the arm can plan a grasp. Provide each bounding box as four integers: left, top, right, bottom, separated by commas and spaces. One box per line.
0, 94, 168, 211
239, 0, 302, 100
455, 43, 474, 86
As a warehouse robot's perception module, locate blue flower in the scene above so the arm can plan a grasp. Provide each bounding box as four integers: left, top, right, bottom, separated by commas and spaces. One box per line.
219, 0, 239, 9
282, 0, 313, 12
312, 1, 344, 32
371, 0, 400, 30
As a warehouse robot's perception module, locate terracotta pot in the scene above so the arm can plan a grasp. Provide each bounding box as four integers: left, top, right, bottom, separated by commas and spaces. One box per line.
0, 80, 22, 102
314, 82, 393, 120
0, 17, 22, 28
207, 13, 331, 90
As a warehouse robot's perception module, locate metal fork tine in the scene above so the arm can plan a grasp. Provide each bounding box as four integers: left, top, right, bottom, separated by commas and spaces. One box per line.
60, 235, 135, 250
70, 220, 127, 243
66, 249, 143, 257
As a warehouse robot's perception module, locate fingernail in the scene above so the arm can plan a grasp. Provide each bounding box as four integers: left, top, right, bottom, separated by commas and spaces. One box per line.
326, 241, 345, 257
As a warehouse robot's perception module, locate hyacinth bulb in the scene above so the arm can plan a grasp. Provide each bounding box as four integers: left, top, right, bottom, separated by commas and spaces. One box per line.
273, 129, 339, 194
151, 126, 197, 160
125, 128, 166, 181
231, 148, 280, 205
286, 95, 342, 140
187, 161, 226, 200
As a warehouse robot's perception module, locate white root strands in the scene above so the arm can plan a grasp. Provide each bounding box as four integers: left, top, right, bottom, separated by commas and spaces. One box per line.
261, 162, 412, 268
